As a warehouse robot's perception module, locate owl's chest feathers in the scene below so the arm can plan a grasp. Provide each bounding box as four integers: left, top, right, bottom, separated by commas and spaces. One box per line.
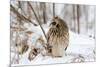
49, 28, 67, 36
48, 28, 68, 45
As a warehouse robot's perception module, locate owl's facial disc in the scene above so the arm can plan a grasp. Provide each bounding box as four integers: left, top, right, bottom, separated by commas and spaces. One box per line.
50, 21, 60, 29
50, 21, 56, 28
51, 21, 56, 25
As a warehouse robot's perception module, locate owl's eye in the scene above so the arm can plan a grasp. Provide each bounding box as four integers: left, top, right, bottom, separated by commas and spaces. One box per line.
51, 22, 56, 25
56, 24, 59, 28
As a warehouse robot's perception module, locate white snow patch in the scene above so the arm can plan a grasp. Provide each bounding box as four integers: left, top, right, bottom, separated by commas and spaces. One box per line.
11, 24, 95, 66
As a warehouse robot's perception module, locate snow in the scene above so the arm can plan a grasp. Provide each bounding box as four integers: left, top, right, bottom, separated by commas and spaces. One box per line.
10, 1, 95, 66
11, 25, 95, 66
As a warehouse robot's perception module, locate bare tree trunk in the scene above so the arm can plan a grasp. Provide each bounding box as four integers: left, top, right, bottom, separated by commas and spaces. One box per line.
76, 5, 80, 34
84, 6, 88, 32
53, 3, 55, 17
72, 5, 76, 32
42, 3, 47, 24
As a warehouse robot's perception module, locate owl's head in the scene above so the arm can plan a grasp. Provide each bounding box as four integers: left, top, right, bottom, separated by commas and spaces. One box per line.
50, 16, 68, 29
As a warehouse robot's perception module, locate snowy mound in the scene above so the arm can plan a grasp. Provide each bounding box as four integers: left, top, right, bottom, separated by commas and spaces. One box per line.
12, 25, 95, 66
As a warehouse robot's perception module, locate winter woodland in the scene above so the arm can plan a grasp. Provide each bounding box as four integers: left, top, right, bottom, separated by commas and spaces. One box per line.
10, 1, 96, 66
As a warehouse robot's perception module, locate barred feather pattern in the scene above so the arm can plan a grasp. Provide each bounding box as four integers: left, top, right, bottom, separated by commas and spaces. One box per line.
28, 48, 40, 61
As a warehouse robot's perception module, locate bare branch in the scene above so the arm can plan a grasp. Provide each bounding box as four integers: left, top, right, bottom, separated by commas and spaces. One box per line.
10, 4, 37, 26
27, 2, 47, 42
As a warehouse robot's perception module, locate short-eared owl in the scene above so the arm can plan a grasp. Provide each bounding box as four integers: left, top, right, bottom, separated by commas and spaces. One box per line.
47, 16, 69, 57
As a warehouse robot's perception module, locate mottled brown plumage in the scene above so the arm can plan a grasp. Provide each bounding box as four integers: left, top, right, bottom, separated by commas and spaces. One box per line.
47, 16, 69, 57
28, 48, 40, 61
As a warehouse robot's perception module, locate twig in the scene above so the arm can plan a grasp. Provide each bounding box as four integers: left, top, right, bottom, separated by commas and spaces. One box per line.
27, 2, 47, 42
10, 4, 37, 26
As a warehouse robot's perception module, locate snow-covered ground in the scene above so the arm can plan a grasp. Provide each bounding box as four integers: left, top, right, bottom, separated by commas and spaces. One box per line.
11, 24, 95, 66
10, 1, 95, 66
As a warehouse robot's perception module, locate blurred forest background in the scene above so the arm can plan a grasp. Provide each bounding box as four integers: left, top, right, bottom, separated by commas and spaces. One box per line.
10, 1, 95, 64
10, 1, 96, 37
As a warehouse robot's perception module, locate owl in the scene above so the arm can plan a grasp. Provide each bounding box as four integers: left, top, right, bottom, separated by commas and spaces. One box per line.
47, 16, 69, 57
